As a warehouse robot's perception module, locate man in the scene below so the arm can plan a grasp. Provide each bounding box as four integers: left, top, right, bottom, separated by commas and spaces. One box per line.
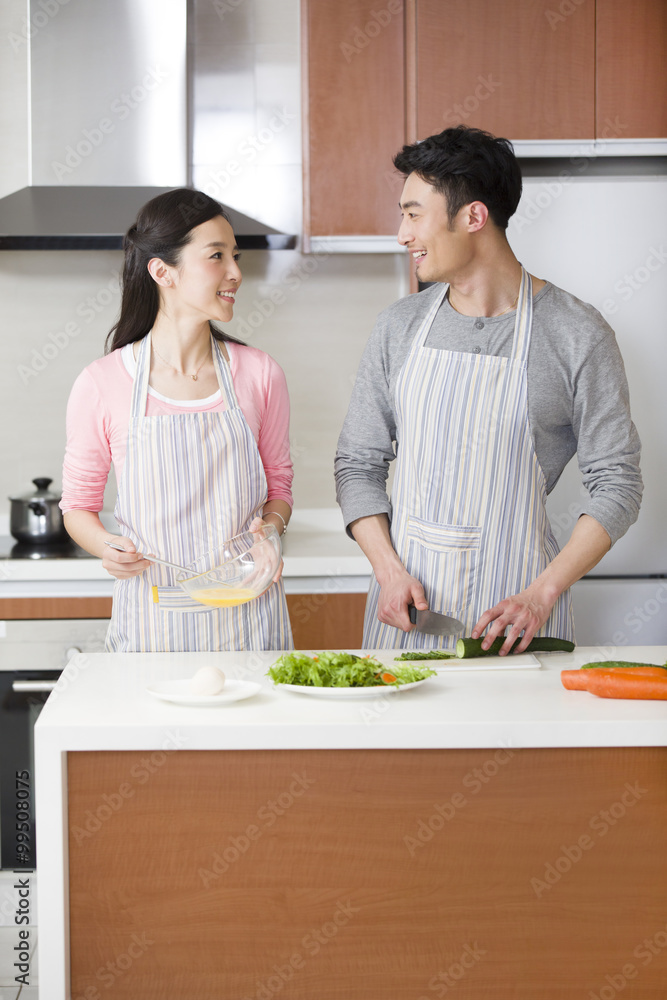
334, 126, 642, 655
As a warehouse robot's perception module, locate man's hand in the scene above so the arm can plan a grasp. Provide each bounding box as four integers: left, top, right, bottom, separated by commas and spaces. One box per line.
377, 569, 428, 632
472, 514, 611, 654
471, 584, 555, 655
348, 513, 428, 632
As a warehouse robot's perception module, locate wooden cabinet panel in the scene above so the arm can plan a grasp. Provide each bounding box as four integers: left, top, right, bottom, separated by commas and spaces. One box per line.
68, 747, 667, 997
414, 0, 595, 141
597, 0, 667, 138
0, 597, 112, 619
303, 0, 406, 238
0, 593, 367, 648
287, 591, 366, 648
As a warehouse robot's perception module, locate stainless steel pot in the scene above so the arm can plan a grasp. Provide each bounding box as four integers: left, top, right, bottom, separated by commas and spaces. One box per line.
9, 478, 69, 545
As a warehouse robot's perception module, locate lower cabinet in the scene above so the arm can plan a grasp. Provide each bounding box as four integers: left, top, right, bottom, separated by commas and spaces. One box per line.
0, 593, 368, 649
287, 592, 366, 649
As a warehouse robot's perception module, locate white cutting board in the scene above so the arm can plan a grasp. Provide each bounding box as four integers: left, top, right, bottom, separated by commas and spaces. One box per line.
360, 650, 541, 671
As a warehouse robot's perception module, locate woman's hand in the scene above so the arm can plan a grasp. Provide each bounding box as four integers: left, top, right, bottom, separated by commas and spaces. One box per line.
102, 537, 153, 580
249, 517, 284, 584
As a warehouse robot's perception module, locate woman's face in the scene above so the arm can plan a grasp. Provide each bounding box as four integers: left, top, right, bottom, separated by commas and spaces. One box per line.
162, 215, 242, 324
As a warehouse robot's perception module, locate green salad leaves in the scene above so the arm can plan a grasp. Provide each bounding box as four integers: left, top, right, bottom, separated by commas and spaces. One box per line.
267, 651, 436, 688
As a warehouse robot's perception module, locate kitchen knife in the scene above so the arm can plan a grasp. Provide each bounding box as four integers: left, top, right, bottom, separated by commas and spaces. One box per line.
408, 605, 465, 636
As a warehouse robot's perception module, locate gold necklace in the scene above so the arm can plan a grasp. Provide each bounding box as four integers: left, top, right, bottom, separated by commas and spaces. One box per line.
492, 290, 519, 317
448, 287, 519, 318
152, 343, 210, 381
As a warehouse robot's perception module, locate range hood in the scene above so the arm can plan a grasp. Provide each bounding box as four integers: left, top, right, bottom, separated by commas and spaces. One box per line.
0, 1, 296, 251
0, 187, 296, 251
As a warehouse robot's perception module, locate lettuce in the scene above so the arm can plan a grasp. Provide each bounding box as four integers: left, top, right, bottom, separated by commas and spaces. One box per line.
267, 651, 436, 687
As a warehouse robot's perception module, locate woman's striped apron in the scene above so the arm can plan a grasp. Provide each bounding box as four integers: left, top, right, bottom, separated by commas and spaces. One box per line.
105, 333, 293, 652
363, 266, 574, 650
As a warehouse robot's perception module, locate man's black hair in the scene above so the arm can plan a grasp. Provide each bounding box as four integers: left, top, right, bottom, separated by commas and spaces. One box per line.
393, 125, 522, 230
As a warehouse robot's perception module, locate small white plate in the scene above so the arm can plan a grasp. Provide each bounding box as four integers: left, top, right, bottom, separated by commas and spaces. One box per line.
274, 678, 432, 699
146, 679, 261, 706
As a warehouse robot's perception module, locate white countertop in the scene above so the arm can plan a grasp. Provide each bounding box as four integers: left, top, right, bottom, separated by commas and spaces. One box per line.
34, 646, 667, 750
0, 508, 372, 594
34, 644, 667, 995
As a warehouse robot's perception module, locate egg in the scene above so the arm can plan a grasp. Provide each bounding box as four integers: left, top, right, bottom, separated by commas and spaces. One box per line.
189, 666, 226, 696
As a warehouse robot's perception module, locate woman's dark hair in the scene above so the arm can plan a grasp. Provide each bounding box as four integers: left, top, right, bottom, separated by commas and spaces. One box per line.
106, 187, 245, 353
393, 125, 522, 230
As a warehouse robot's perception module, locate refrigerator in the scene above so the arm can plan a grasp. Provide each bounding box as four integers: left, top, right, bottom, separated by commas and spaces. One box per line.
508, 168, 667, 646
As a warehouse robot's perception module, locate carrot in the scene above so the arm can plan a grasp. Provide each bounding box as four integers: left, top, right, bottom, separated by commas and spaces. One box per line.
380, 672, 397, 684
561, 666, 667, 692
585, 669, 667, 700
561, 670, 589, 690
587, 666, 667, 680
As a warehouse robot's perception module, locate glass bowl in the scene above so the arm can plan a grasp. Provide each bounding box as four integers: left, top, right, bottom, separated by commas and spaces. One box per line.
177, 523, 282, 608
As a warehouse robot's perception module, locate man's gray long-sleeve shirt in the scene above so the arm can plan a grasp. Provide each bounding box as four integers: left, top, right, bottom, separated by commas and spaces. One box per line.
335, 281, 643, 546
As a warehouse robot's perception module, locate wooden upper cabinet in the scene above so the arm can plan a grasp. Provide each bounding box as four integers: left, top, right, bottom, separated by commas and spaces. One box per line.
596, 0, 667, 139
302, 0, 666, 241
413, 0, 595, 141
302, 0, 406, 239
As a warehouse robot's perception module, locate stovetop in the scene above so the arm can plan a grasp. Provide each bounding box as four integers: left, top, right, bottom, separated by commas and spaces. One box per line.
0, 536, 95, 560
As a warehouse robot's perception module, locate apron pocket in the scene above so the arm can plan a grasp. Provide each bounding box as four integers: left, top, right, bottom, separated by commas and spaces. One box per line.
153, 586, 215, 614
406, 516, 482, 616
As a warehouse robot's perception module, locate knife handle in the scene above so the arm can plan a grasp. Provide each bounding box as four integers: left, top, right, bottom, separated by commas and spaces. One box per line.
408, 604, 417, 624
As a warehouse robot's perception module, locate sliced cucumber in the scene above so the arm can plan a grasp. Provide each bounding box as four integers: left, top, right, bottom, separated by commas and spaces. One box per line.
455, 636, 575, 658
394, 650, 456, 661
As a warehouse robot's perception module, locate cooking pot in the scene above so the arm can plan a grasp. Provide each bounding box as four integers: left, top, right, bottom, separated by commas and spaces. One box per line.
9, 478, 69, 545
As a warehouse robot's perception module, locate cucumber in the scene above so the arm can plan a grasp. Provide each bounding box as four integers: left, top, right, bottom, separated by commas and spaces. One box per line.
394, 650, 456, 661
455, 636, 575, 658
581, 660, 665, 670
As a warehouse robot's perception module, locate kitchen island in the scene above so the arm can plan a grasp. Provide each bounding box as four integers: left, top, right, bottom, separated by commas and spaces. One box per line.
36, 647, 667, 999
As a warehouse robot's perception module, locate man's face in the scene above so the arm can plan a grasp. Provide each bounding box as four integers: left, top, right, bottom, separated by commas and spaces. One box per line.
397, 172, 471, 284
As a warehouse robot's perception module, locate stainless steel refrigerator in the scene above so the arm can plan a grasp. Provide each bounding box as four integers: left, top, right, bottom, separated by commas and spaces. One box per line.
509, 168, 667, 646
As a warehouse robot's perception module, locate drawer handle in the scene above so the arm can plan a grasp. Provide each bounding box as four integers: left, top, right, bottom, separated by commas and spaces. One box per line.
12, 680, 57, 693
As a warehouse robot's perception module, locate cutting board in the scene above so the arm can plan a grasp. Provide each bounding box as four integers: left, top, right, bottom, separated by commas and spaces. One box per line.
363, 649, 541, 671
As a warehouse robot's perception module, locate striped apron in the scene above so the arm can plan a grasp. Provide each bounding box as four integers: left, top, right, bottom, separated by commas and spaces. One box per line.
363, 266, 574, 650
105, 333, 293, 652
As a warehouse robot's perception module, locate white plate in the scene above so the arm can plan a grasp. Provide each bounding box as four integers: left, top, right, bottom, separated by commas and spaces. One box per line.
275, 678, 433, 699
146, 679, 261, 706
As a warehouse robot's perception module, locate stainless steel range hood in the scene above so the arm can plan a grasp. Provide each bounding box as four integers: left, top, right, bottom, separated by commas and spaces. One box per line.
0, 0, 296, 250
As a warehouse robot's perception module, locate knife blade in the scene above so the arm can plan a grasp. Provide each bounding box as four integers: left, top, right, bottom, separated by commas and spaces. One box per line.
408, 605, 465, 636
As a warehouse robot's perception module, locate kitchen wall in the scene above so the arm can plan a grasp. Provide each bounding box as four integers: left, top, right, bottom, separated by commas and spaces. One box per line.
0, 248, 406, 516
0, 0, 407, 519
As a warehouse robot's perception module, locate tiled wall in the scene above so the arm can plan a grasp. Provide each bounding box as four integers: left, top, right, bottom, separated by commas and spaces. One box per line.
0, 248, 406, 515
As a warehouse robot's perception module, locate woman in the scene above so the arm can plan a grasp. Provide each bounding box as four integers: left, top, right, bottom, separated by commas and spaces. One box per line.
61, 188, 294, 652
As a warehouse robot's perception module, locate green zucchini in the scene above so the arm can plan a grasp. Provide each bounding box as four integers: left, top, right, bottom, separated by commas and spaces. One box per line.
394, 650, 456, 661
581, 660, 665, 670
455, 636, 575, 658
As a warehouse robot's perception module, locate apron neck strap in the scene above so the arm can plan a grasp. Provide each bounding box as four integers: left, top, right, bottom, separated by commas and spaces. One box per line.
510, 265, 533, 367
132, 333, 152, 418
414, 284, 449, 349
130, 332, 240, 418
211, 337, 239, 409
